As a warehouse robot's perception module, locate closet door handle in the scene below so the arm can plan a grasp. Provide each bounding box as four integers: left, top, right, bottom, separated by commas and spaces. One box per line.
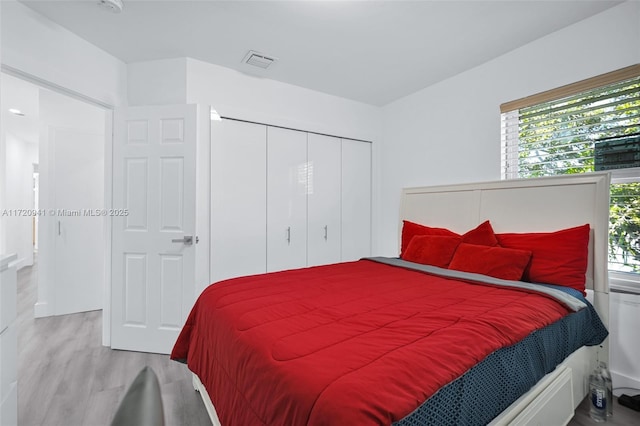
286, 227, 291, 245
324, 225, 328, 241
58, 220, 61, 236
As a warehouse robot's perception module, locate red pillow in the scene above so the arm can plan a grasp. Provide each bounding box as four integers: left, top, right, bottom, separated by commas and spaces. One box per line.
496, 224, 590, 294
461, 220, 499, 246
401, 220, 458, 257
448, 243, 532, 281
402, 235, 462, 268
401, 220, 499, 257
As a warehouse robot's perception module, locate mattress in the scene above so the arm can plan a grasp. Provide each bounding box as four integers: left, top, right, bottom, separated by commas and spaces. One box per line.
171, 258, 607, 425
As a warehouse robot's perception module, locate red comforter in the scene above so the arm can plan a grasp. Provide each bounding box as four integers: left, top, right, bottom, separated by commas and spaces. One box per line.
171, 260, 569, 425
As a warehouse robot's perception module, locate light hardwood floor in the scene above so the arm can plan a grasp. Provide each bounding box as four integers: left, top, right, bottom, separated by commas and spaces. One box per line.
17, 261, 210, 426
17, 261, 640, 425
569, 396, 640, 426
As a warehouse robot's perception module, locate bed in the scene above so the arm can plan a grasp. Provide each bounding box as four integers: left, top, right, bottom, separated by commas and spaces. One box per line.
172, 173, 611, 425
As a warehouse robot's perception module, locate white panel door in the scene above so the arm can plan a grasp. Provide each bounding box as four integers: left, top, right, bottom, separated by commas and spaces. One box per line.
111, 105, 197, 354
307, 134, 342, 266
266, 127, 307, 272
341, 139, 372, 261
53, 128, 104, 315
211, 119, 267, 283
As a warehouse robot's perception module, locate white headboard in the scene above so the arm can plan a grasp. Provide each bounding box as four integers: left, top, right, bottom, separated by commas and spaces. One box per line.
399, 173, 611, 297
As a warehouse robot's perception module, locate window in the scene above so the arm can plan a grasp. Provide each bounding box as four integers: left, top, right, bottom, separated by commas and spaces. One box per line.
500, 64, 640, 291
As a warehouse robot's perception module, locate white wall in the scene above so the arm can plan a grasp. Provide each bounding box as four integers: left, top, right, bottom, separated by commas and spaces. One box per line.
0, 2, 4, 256
129, 57, 383, 141
379, 0, 640, 256
0, 0, 127, 108
3, 134, 37, 269
379, 0, 640, 391
610, 292, 640, 393
1, 72, 40, 267
126, 56, 383, 140
186, 58, 381, 143
127, 58, 187, 106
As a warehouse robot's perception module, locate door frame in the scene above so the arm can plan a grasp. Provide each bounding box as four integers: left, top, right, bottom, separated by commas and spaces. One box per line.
103, 111, 113, 346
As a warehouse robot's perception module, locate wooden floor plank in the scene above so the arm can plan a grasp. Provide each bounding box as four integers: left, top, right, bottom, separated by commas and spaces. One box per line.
81, 387, 125, 426
17, 261, 210, 426
568, 394, 640, 426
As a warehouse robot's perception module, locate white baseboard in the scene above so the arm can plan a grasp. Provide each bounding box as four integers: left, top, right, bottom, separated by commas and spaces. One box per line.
15, 257, 27, 271
14, 254, 36, 271
612, 370, 640, 396
33, 301, 51, 318
102, 320, 110, 347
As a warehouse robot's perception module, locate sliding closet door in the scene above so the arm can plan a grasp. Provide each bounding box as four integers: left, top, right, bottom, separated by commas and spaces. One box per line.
307, 134, 342, 266
266, 127, 308, 272
342, 139, 372, 261
211, 119, 267, 283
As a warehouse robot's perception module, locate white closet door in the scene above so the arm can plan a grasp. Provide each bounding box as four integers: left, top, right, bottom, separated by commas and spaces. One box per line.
211, 119, 267, 283
52, 128, 104, 315
341, 139, 372, 261
267, 127, 308, 272
307, 134, 342, 266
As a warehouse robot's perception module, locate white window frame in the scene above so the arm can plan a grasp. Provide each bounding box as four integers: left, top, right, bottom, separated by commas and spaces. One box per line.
608, 167, 640, 293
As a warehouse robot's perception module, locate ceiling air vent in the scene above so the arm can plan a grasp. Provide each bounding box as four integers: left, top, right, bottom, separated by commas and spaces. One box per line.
243, 51, 277, 70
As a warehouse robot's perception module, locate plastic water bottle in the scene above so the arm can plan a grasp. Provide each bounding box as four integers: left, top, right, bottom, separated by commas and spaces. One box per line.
590, 364, 607, 422
599, 361, 613, 417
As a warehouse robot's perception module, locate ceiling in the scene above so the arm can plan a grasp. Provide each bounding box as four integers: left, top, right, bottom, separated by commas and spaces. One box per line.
19, 0, 622, 106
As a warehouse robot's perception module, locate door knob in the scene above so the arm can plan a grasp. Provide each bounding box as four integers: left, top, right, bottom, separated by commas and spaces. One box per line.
171, 235, 193, 246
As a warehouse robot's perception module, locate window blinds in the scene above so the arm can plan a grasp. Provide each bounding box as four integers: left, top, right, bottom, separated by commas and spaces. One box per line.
501, 74, 640, 179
